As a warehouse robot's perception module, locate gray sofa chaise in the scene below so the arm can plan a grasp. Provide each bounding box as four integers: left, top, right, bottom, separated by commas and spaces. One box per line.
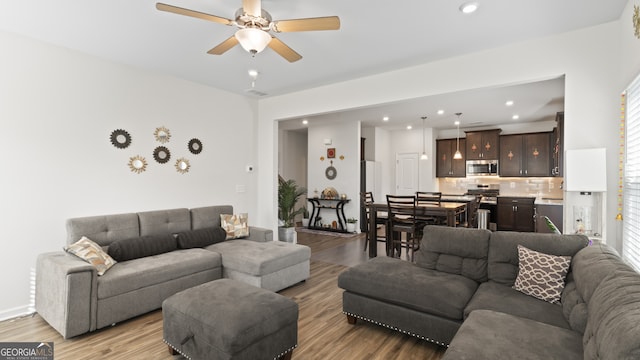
36, 205, 310, 339
338, 225, 640, 359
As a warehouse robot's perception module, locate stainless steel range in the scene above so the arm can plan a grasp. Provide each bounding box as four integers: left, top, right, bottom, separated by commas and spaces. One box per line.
466, 184, 500, 205
466, 184, 500, 229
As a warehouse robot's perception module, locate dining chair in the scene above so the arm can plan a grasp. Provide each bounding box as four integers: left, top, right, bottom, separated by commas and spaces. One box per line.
386, 194, 422, 261
466, 195, 483, 228
415, 191, 443, 225
361, 192, 387, 252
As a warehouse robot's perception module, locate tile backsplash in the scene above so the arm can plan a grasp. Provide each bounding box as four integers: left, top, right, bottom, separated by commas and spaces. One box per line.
438, 177, 564, 199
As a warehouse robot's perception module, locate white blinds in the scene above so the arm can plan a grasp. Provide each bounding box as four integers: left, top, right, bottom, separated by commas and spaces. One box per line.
623, 75, 640, 271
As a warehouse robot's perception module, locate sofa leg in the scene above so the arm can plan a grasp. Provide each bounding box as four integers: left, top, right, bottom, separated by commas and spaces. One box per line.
167, 345, 177, 355
347, 314, 357, 324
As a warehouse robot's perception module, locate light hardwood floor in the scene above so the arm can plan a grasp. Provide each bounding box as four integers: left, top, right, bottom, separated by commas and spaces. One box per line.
0, 232, 445, 359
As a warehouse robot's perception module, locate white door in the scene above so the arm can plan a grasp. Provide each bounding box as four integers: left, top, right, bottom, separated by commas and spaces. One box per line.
396, 153, 419, 195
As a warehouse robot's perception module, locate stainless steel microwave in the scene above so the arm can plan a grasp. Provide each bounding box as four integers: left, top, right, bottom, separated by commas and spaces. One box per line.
467, 160, 499, 176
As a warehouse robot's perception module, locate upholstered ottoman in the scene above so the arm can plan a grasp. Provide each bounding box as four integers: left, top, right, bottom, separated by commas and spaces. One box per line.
163, 279, 298, 360
206, 240, 310, 292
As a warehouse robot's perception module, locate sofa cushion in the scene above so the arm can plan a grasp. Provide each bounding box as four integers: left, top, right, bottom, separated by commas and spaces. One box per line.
190, 205, 234, 230
464, 281, 570, 329
338, 257, 478, 320
488, 231, 588, 286
66, 213, 139, 247
108, 234, 177, 262
583, 266, 640, 360
97, 248, 221, 299
513, 245, 571, 304
414, 226, 491, 282
572, 242, 630, 303
442, 310, 583, 360
561, 279, 588, 333
220, 213, 249, 239
64, 236, 117, 276
137, 208, 191, 237
176, 227, 226, 249
206, 240, 310, 276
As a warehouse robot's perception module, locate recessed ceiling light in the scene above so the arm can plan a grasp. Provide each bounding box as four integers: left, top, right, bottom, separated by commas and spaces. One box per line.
302, 119, 308, 125
437, 110, 445, 115
406, 125, 412, 130
512, 115, 520, 120
505, 100, 514, 106
459, 2, 479, 14
383, 116, 390, 121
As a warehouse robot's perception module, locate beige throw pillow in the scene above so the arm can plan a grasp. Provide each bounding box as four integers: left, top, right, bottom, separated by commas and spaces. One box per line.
513, 245, 571, 304
64, 236, 117, 276
220, 213, 249, 239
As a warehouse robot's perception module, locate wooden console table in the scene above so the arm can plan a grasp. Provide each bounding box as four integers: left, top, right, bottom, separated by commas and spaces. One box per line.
307, 198, 351, 233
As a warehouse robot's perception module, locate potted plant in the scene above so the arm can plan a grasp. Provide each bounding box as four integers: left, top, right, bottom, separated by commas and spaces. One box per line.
346, 217, 358, 233
278, 178, 307, 242
301, 207, 310, 227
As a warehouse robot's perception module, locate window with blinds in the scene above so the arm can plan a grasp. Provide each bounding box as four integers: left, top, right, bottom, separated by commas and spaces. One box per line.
623, 75, 640, 271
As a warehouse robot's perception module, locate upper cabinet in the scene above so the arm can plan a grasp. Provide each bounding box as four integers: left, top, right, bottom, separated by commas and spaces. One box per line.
499, 132, 552, 177
551, 112, 564, 177
465, 130, 501, 160
436, 138, 466, 177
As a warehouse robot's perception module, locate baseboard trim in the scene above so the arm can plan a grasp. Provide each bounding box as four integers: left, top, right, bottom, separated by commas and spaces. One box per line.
0, 305, 34, 322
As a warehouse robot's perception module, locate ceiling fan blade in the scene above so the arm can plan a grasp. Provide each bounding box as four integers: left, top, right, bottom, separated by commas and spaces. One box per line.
207, 36, 239, 55
242, 0, 261, 17
272, 16, 340, 32
156, 3, 233, 26
268, 37, 302, 63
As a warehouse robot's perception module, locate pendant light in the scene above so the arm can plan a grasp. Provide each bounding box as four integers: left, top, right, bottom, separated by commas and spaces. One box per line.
420, 116, 428, 160
453, 113, 463, 160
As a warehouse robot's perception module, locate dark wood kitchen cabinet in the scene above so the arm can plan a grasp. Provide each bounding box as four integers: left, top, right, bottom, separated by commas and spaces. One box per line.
465, 129, 501, 160
497, 197, 535, 232
552, 112, 564, 177
499, 132, 552, 177
436, 138, 466, 177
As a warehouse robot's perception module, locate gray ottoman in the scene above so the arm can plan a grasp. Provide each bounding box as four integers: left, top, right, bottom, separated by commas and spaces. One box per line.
163, 279, 298, 360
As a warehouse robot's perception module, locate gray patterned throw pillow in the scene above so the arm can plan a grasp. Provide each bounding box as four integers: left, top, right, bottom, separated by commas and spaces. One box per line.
513, 245, 571, 304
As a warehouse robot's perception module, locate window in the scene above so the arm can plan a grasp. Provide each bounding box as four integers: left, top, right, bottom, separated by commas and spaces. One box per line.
623, 75, 640, 271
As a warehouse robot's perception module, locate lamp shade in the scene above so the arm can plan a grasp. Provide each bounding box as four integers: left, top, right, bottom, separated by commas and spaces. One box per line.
565, 148, 607, 191
453, 150, 463, 160
235, 28, 271, 54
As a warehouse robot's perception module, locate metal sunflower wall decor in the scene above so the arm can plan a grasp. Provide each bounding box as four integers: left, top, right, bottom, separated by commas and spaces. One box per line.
154, 126, 171, 143
110, 129, 132, 149
188, 138, 203, 154
175, 157, 191, 174
128, 155, 148, 174
153, 146, 171, 164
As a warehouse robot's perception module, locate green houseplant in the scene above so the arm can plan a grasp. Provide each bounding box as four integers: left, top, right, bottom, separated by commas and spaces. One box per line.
278, 178, 307, 242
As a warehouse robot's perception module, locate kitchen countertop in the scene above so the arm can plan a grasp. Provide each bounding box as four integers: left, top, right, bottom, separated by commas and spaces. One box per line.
441, 194, 477, 202
535, 198, 564, 206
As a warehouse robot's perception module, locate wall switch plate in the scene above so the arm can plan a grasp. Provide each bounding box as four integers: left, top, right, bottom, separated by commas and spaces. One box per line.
236, 185, 246, 193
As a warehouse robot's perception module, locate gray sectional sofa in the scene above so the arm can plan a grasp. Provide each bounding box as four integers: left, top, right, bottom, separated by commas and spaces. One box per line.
36, 205, 310, 339
338, 225, 640, 359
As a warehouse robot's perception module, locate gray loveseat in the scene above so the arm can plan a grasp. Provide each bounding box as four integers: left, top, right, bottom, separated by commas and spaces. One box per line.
338, 225, 640, 359
36, 205, 310, 339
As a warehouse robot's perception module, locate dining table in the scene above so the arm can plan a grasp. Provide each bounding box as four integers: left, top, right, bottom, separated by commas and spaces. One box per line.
367, 201, 467, 258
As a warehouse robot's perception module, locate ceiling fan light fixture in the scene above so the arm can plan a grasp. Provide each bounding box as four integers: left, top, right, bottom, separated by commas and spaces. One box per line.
235, 28, 272, 54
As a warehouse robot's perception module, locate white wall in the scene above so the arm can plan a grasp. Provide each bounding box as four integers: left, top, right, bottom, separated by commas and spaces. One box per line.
306, 121, 360, 226
278, 130, 308, 222
258, 21, 623, 250
0, 31, 257, 319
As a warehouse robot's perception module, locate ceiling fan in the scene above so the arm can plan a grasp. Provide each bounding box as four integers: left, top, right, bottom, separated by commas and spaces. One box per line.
156, 0, 340, 62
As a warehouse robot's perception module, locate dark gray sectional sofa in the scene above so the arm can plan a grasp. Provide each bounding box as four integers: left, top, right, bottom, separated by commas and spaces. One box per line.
338, 225, 640, 359
36, 205, 310, 339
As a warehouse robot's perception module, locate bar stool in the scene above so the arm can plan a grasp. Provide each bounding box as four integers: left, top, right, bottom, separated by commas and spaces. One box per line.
361, 192, 387, 252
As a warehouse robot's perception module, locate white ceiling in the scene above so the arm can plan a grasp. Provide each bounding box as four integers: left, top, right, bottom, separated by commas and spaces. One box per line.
0, 0, 627, 130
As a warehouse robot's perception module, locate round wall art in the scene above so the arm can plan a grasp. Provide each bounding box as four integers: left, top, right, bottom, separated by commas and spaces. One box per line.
175, 157, 190, 174
188, 138, 203, 154
110, 129, 131, 149
154, 126, 171, 143
128, 155, 148, 174
153, 146, 171, 164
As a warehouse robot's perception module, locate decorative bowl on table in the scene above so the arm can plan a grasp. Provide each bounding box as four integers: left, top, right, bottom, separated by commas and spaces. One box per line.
322, 187, 339, 199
